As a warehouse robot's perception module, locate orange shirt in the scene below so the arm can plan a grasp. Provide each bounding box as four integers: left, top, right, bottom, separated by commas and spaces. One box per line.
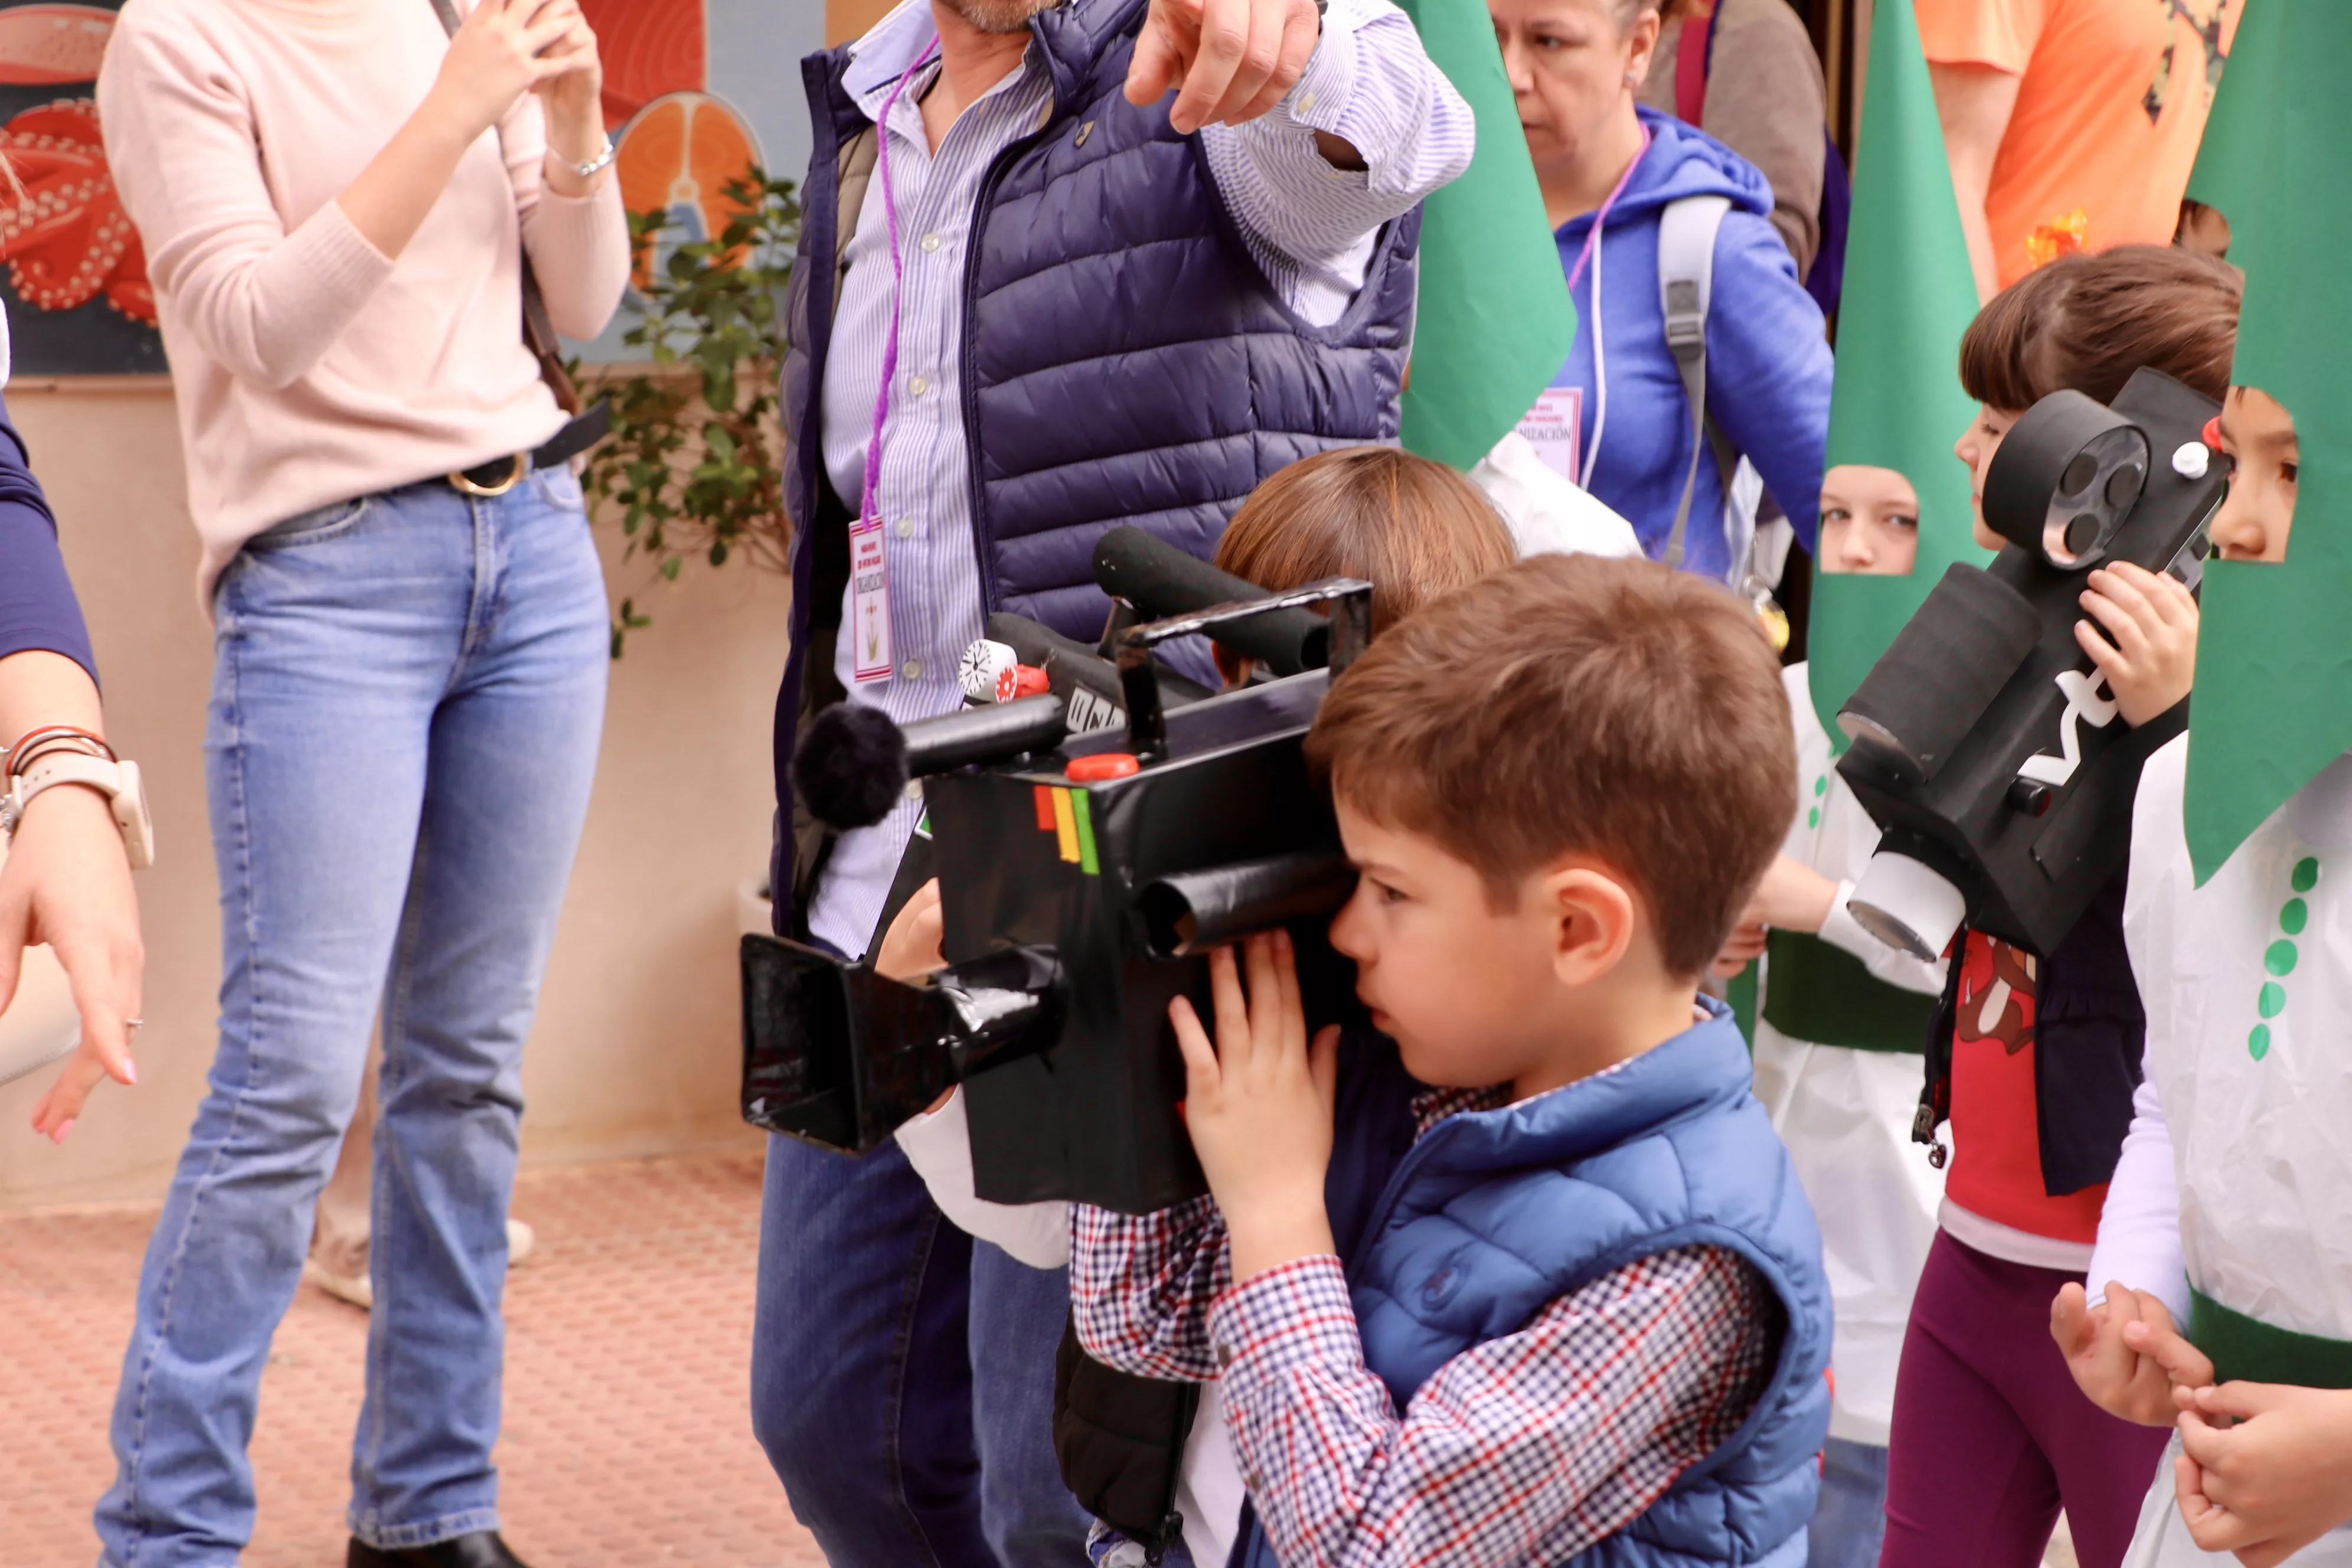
1915, 0, 2239, 290
1943, 933, 2108, 1243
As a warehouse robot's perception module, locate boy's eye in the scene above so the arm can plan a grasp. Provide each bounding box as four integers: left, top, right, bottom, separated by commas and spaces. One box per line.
2282, 462, 2299, 485
1822, 507, 1849, 526
1889, 513, 1919, 533
1374, 880, 1408, 904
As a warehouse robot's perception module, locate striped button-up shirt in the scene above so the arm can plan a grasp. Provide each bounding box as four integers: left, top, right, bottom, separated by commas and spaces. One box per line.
809, 0, 1474, 958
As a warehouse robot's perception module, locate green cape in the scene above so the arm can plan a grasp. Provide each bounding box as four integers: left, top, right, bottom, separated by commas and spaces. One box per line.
1808, 0, 1991, 745
2181, 0, 2352, 883
1391, 0, 1578, 471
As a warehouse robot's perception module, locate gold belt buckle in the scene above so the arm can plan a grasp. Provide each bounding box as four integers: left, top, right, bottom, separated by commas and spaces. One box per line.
449, 453, 528, 498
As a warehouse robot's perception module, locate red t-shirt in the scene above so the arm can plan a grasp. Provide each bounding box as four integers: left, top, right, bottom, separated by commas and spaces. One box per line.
1943, 932, 2108, 1243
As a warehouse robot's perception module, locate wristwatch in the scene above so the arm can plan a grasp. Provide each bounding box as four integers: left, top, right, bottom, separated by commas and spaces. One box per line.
1, 743, 155, 869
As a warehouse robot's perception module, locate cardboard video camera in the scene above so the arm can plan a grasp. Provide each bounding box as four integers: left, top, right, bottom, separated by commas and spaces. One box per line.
740, 534, 1367, 1214
1838, 368, 2227, 960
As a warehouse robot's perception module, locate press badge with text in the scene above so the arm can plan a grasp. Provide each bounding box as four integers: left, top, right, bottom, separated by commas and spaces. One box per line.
851, 516, 893, 684
1517, 386, 1585, 486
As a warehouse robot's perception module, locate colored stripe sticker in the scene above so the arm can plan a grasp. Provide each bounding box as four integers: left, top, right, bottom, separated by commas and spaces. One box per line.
1034, 784, 1057, 832
1072, 788, 1099, 875
1051, 787, 1080, 863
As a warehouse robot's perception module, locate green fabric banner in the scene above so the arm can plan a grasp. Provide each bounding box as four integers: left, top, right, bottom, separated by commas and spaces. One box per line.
2182, 0, 2352, 884
1808, 0, 1991, 746
1391, 0, 1577, 472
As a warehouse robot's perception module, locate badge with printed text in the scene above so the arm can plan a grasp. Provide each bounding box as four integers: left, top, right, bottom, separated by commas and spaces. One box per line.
851, 516, 893, 685
1518, 386, 1585, 485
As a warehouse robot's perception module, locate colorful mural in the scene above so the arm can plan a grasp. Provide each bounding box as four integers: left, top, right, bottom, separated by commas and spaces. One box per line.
0, 0, 812, 375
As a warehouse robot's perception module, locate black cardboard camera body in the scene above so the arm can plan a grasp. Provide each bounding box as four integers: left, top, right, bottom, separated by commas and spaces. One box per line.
742, 579, 1368, 1216
1835, 369, 2227, 958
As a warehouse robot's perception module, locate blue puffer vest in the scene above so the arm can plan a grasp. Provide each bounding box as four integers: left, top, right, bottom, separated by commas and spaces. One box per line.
772, 0, 1421, 927
1238, 1003, 1833, 1568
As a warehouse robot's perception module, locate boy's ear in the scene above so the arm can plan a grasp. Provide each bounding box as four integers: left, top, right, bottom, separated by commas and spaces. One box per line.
1538, 863, 1640, 988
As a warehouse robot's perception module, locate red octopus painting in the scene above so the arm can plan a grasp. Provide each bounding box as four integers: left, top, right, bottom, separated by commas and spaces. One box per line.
0, 6, 151, 326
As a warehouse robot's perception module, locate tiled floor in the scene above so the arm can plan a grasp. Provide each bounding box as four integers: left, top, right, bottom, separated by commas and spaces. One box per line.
0, 1152, 825, 1567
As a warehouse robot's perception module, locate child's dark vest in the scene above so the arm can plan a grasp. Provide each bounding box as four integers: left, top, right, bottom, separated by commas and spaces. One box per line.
772, 0, 1420, 928
1232, 1005, 1834, 1568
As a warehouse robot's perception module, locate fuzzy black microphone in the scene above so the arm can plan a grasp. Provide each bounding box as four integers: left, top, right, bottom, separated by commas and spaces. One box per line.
793, 703, 910, 831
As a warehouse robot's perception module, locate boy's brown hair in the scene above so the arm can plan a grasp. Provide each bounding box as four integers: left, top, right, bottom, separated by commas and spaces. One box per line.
1216, 446, 1515, 635
1306, 553, 1795, 979
1959, 244, 2242, 410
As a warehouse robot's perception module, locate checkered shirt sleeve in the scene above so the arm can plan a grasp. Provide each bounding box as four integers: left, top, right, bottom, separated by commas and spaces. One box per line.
1070, 1195, 1234, 1382
1211, 1244, 1778, 1567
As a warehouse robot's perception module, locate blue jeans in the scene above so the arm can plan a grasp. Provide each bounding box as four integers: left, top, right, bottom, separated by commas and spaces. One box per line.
753, 1132, 1092, 1566
1808, 1437, 1889, 1568
95, 471, 607, 1566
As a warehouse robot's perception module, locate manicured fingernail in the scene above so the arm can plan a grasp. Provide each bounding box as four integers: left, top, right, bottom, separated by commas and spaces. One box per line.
123, 1059, 138, 1085
51, 1119, 73, 1143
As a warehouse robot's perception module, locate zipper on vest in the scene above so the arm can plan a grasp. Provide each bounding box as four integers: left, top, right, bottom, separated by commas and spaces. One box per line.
960, 116, 1059, 615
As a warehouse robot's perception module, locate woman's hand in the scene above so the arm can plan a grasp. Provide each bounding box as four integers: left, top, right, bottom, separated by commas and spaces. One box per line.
1, 785, 143, 1141
2077, 562, 2198, 729
1168, 932, 1339, 1281
2173, 1383, 2352, 1568
2051, 1281, 2203, 1427
427, 0, 592, 147
527, 1, 608, 174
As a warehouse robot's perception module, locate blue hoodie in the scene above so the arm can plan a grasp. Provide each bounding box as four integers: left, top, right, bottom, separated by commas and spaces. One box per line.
1542, 106, 1832, 581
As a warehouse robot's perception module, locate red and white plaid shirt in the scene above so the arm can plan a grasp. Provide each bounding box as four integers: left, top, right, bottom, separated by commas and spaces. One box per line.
1072, 1086, 1780, 1567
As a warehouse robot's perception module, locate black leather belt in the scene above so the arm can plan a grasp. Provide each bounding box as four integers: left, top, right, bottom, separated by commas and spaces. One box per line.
448, 401, 612, 498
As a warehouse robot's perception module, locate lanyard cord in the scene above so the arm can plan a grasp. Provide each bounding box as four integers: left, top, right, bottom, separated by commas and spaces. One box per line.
1568, 125, 1649, 492
860, 40, 943, 523
1563, 124, 1651, 295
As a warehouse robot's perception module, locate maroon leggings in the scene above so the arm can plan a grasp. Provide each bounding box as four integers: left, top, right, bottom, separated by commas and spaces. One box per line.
1881, 1231, 2171, 1568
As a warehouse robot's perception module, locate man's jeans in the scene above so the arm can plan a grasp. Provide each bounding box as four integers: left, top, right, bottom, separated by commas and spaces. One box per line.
753, 1132, 1092, 1566
1808, 1437, 1891, 1568
94, 472, 607, 1566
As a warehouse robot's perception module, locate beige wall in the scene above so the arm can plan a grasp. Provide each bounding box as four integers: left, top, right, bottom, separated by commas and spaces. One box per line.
828, 0, 897, 47
0, 381, 783, 1209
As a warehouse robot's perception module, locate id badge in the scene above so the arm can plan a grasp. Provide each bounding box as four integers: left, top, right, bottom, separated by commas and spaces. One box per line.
1518, 386, 1585, 485
851, 517, 894, 684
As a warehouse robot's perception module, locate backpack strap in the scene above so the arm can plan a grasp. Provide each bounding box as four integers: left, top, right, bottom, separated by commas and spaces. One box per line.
1657, 193, 1731, 570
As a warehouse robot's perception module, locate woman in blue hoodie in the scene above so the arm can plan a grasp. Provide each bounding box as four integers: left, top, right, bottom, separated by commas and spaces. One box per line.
1497, 0, 1833, 582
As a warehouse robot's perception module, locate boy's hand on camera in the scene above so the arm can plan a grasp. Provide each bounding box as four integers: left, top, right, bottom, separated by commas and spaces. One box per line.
2052, 1280, 2195, 1427
1168, 932, 1338, 1282
2077, 563, 2198, 728
874, 880, 945, 982
2171, 1382, 2352, 1568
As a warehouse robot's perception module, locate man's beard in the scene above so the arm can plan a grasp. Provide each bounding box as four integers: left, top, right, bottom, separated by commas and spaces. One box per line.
937, 0, 1051, 34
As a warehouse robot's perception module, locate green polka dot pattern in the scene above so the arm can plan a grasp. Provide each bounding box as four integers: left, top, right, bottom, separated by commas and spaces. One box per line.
2255, 858, 2318, 1056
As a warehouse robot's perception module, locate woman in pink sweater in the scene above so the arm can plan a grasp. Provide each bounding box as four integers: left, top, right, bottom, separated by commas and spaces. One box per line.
91, 3, 628, 1565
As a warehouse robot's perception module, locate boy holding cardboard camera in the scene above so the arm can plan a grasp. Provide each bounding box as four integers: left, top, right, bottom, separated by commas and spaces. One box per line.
1072, 553, 1833, 1566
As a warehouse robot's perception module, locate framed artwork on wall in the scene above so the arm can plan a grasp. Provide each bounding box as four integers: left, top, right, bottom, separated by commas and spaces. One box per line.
0, 0, 821, 375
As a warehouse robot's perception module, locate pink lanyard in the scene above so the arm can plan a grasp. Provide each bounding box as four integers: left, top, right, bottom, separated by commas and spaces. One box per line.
1563, 125, 1652, 294
860, 40, 942, 524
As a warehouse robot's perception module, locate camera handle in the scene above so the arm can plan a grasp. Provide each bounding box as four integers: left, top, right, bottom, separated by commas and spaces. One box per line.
1112, 577, 1374, 756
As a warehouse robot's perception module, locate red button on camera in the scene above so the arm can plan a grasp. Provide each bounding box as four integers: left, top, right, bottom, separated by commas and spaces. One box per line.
1066, 753, 1141, 782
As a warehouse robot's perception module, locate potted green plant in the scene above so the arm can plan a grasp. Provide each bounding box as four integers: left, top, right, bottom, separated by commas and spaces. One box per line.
580, 169, 801, 655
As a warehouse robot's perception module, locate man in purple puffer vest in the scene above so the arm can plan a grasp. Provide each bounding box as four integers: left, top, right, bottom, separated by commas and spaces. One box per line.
760, 0, 1473, 1560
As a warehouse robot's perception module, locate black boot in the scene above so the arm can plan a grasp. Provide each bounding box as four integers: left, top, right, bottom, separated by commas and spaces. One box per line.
348, 1532, 530, 1568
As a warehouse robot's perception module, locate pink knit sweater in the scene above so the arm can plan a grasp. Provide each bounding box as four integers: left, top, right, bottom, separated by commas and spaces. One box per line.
97, 0, 631, 602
